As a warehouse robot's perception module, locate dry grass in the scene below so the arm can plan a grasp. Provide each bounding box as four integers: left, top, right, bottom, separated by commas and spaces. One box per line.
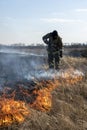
0, 56, 87, 130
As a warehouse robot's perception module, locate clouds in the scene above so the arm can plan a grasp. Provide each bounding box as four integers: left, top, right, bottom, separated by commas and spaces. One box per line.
40, 18, 84, 24
75, 8, 87, 12
40, 6, 87, 43
0, 0, 87, 44
40, 6, 87, 27
40, 6, 87, 24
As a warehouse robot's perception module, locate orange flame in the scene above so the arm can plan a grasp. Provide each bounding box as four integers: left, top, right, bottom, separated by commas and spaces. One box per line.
0, 97, 30, 127
59, 69, 83, 85
0, 69, 84, 127
30, 87, 52, 111
29, 69, 83, 111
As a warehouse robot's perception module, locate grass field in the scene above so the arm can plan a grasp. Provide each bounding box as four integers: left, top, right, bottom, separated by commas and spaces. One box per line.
0, 54, 87, 130
19, 56, 87, 130
0, 44, 87, 130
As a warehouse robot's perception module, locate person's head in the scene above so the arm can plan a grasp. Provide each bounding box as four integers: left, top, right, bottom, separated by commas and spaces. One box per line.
52, 30, 58, 39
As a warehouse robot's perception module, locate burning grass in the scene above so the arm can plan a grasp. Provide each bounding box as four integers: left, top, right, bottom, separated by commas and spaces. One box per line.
0, 56, 87, 129
30, 87, 52, 111
0, 97, 30, 127
0, 68, 84, 127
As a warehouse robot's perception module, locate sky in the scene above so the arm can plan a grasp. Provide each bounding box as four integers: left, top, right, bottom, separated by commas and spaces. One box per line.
0, 0, 87, 45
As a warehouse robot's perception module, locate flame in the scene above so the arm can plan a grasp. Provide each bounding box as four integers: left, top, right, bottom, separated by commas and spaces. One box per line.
30, 88, 52, 111
0, 97, 30, 127
29, 69, 83, 111
0, 69, 84, 127
29, 79, 61, 111
60, 69, 83, 85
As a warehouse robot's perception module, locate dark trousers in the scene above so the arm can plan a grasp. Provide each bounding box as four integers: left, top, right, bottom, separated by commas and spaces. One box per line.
48, 52, 60, 69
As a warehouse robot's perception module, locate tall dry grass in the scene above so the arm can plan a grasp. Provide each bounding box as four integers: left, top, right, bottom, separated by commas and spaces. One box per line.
0, 56, 87, 130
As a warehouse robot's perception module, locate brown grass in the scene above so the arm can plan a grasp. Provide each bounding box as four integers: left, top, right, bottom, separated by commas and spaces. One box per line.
1, 56, 87, 130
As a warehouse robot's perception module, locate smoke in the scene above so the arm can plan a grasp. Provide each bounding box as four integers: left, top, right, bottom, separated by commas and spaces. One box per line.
0, 48, 84, 90
25, 68, 84, 80
0, 48, 46, 89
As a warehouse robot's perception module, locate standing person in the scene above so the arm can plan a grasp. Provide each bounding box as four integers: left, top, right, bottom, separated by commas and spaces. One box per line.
42, 30, 63, 69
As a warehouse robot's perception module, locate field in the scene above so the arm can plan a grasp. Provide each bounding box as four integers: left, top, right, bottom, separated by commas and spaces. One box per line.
0, 45, 87, 130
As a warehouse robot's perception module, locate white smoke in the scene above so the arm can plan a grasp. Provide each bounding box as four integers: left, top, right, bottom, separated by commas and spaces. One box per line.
0, 48, 46, 88
0, 48, 84, 89
0, 48, 46, 57
25, 68, 84, 80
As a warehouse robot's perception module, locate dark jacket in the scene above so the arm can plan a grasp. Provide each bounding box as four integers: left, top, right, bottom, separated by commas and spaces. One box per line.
42, 33, 63, 56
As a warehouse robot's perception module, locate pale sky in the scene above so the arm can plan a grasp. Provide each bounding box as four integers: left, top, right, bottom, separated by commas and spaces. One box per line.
0, 0, 87, 45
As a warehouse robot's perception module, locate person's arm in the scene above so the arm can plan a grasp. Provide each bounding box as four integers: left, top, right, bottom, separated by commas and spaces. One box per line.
42, 33, 51, 44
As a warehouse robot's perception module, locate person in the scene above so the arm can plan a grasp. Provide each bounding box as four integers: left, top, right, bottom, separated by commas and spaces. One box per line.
42, 30, 63, 69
